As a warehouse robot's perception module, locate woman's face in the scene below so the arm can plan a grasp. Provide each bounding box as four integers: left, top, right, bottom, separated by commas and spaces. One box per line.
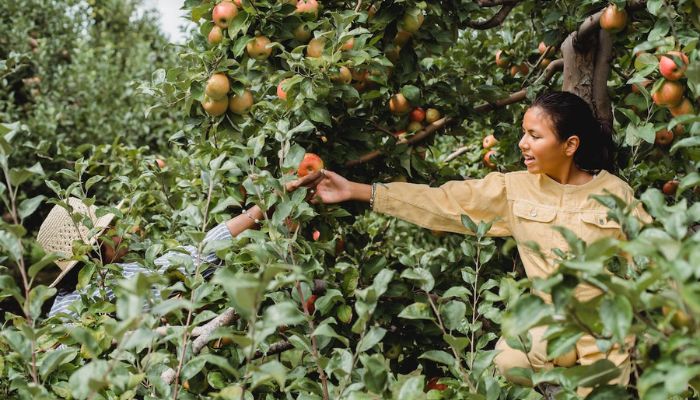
518, 106, 576, 175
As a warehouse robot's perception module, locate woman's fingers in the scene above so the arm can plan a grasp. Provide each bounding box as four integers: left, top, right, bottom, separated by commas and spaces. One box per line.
286, 170, 324, 192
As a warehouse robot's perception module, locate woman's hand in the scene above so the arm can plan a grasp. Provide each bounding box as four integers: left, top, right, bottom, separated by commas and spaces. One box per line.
313, 170, 371, 204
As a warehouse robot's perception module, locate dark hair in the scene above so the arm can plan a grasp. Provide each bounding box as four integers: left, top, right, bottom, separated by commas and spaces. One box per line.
531, 91, 616, 173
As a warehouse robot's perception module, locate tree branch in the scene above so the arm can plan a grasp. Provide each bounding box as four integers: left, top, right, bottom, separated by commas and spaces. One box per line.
344, 117, 453, 167
592, 29, 613, 131
573, 0, 647, 49
464, 3, 518, 29
474, 0, 519, 6
473, 58, 564, 113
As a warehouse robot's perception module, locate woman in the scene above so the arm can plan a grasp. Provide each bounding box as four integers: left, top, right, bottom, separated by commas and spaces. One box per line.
307, 91, 652, 395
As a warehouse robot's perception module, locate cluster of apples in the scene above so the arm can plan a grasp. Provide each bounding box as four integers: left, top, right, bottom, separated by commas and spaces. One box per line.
203, 0, 320, 114
201, 73, 255, 116
482, 134, 499, 169
387, 97, 442, 142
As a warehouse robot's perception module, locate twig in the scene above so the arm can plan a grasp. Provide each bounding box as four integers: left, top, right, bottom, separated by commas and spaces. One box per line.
464, 3, 519, 29
344, 117, 453, 167
295, 281, 330, 400
444, 146, 470, 162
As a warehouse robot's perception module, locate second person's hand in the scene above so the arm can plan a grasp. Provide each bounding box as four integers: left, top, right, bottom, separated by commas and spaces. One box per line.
311, 170, 371, 204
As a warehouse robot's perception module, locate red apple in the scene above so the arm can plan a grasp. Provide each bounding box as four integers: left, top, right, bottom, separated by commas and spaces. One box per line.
297, 153, 324, 177
495, 50, 509, 68
295, 0, 318, 16
652, 80, 684, 107
212, 0, 238, 28
669, 98, 694, 117
410, 107, 426, 122
407, 121, 423, 132
277, 79, 289, 100
341, 37, 354, 51
483, 150, 497, 169
156, 159, 166, 169
654, 129, 673, 146
600, 4, 627, 33
426, 377, 447, 391
305, 294, 317, 314
658, 51, 689, 81
312, 230, 320, 241
662, 180, 679, 196
482, 134, 499, 149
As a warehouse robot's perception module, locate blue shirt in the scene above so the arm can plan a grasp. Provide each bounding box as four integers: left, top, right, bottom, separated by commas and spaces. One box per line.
47, 222, 232, 318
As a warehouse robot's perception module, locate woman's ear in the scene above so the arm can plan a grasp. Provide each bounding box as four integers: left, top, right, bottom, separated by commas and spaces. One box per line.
564, 135, 580, 157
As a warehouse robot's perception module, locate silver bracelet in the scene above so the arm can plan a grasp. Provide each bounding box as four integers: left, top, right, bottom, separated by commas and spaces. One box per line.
243, 208, 260, 224
369, 183, 377, 209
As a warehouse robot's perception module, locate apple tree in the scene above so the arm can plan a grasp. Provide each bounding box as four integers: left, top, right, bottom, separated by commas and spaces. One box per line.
1, 0, 699, 399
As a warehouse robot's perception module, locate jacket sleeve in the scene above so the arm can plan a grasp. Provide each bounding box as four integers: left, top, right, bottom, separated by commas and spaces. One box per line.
372, 172, 511, 236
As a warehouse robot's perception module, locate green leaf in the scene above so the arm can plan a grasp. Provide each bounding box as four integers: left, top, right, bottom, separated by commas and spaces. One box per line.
362, 355, 388, 394
18, 195, 45, 220
501, 295, 552, 337
418, 350, 456, 367
357, 326, 386, 352
250, 360, 288, 390
398, 302, 433, 320
396, 375, 425, 400
213, 270, 261, 320
599, 296, 633, 343
440, 300, 466, 330
401, 85, 421, 104
562, 359, 621, 388
670, 136, 700, 153
313, 321, 350, 346
39, 348, 77, 379
400, 267, 434, 292
28, 252, 60, 280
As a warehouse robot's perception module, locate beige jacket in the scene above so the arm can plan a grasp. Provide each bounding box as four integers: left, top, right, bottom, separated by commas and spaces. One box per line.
373, 170, 652, 301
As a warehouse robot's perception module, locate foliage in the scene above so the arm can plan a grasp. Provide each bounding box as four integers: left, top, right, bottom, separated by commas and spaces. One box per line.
0, 0, 699, 399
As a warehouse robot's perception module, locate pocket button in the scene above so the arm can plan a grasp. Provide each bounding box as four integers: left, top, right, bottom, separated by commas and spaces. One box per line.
530, 209, 537, 217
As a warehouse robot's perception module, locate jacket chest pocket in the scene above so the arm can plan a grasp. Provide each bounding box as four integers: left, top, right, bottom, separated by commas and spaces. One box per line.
578, 212, 622, 243
512, 201, 559, 249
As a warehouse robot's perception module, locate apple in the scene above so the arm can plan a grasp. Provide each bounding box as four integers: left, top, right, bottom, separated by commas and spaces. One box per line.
630, 79, 652, 93
426, 377, 447, 391
425, 108, 441, 123
510, 63, 529, 77
400, 11, 424, 33
246, 35, 272, 60
658, 51, 689, 81
410, 107, 426, 122
202, 96, 228, 116
663, 306, 693, 329
208, 26, 223, 45
662, 180, 679, 196
233, 0, 242, 5
540, 58, 551, 68
335, 238, 345, 255
654, 129, 673, 146
482, 134, 498, 149
306, 37, 325, 58
407, 121, 423, 132
495, 50, 509, 68
305, 294, 317, 314
341, 37, 354, 51
393, 130, 407, 143
312, 230, 320, 241
669, 98, 694, 117
229, 90, 254, 114
293, 24, 311, 42
652, 80, 684, 107
297, 153, 324, 177
336, 304, 352, 323
394, 30, 412, 46
212, 0, 238, 28
538, 41, 554, 56
389, 93, 410, 115
277, 79, 289, 100
156, 159, 166, 169
205, 73, 230, 100
483, 150, 497, 169
351, 69, 369, 91
295, 0, 318, 16
600, 4, 627, 33
331, 66, 352, 84
384, 43, 401, 64
2, 212, 13, 223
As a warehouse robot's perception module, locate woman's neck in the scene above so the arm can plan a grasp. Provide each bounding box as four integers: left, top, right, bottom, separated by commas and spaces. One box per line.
546, 165, 594, 185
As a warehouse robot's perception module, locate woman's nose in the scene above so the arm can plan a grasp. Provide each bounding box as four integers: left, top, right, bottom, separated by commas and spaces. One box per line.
518, 135, 528, 150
